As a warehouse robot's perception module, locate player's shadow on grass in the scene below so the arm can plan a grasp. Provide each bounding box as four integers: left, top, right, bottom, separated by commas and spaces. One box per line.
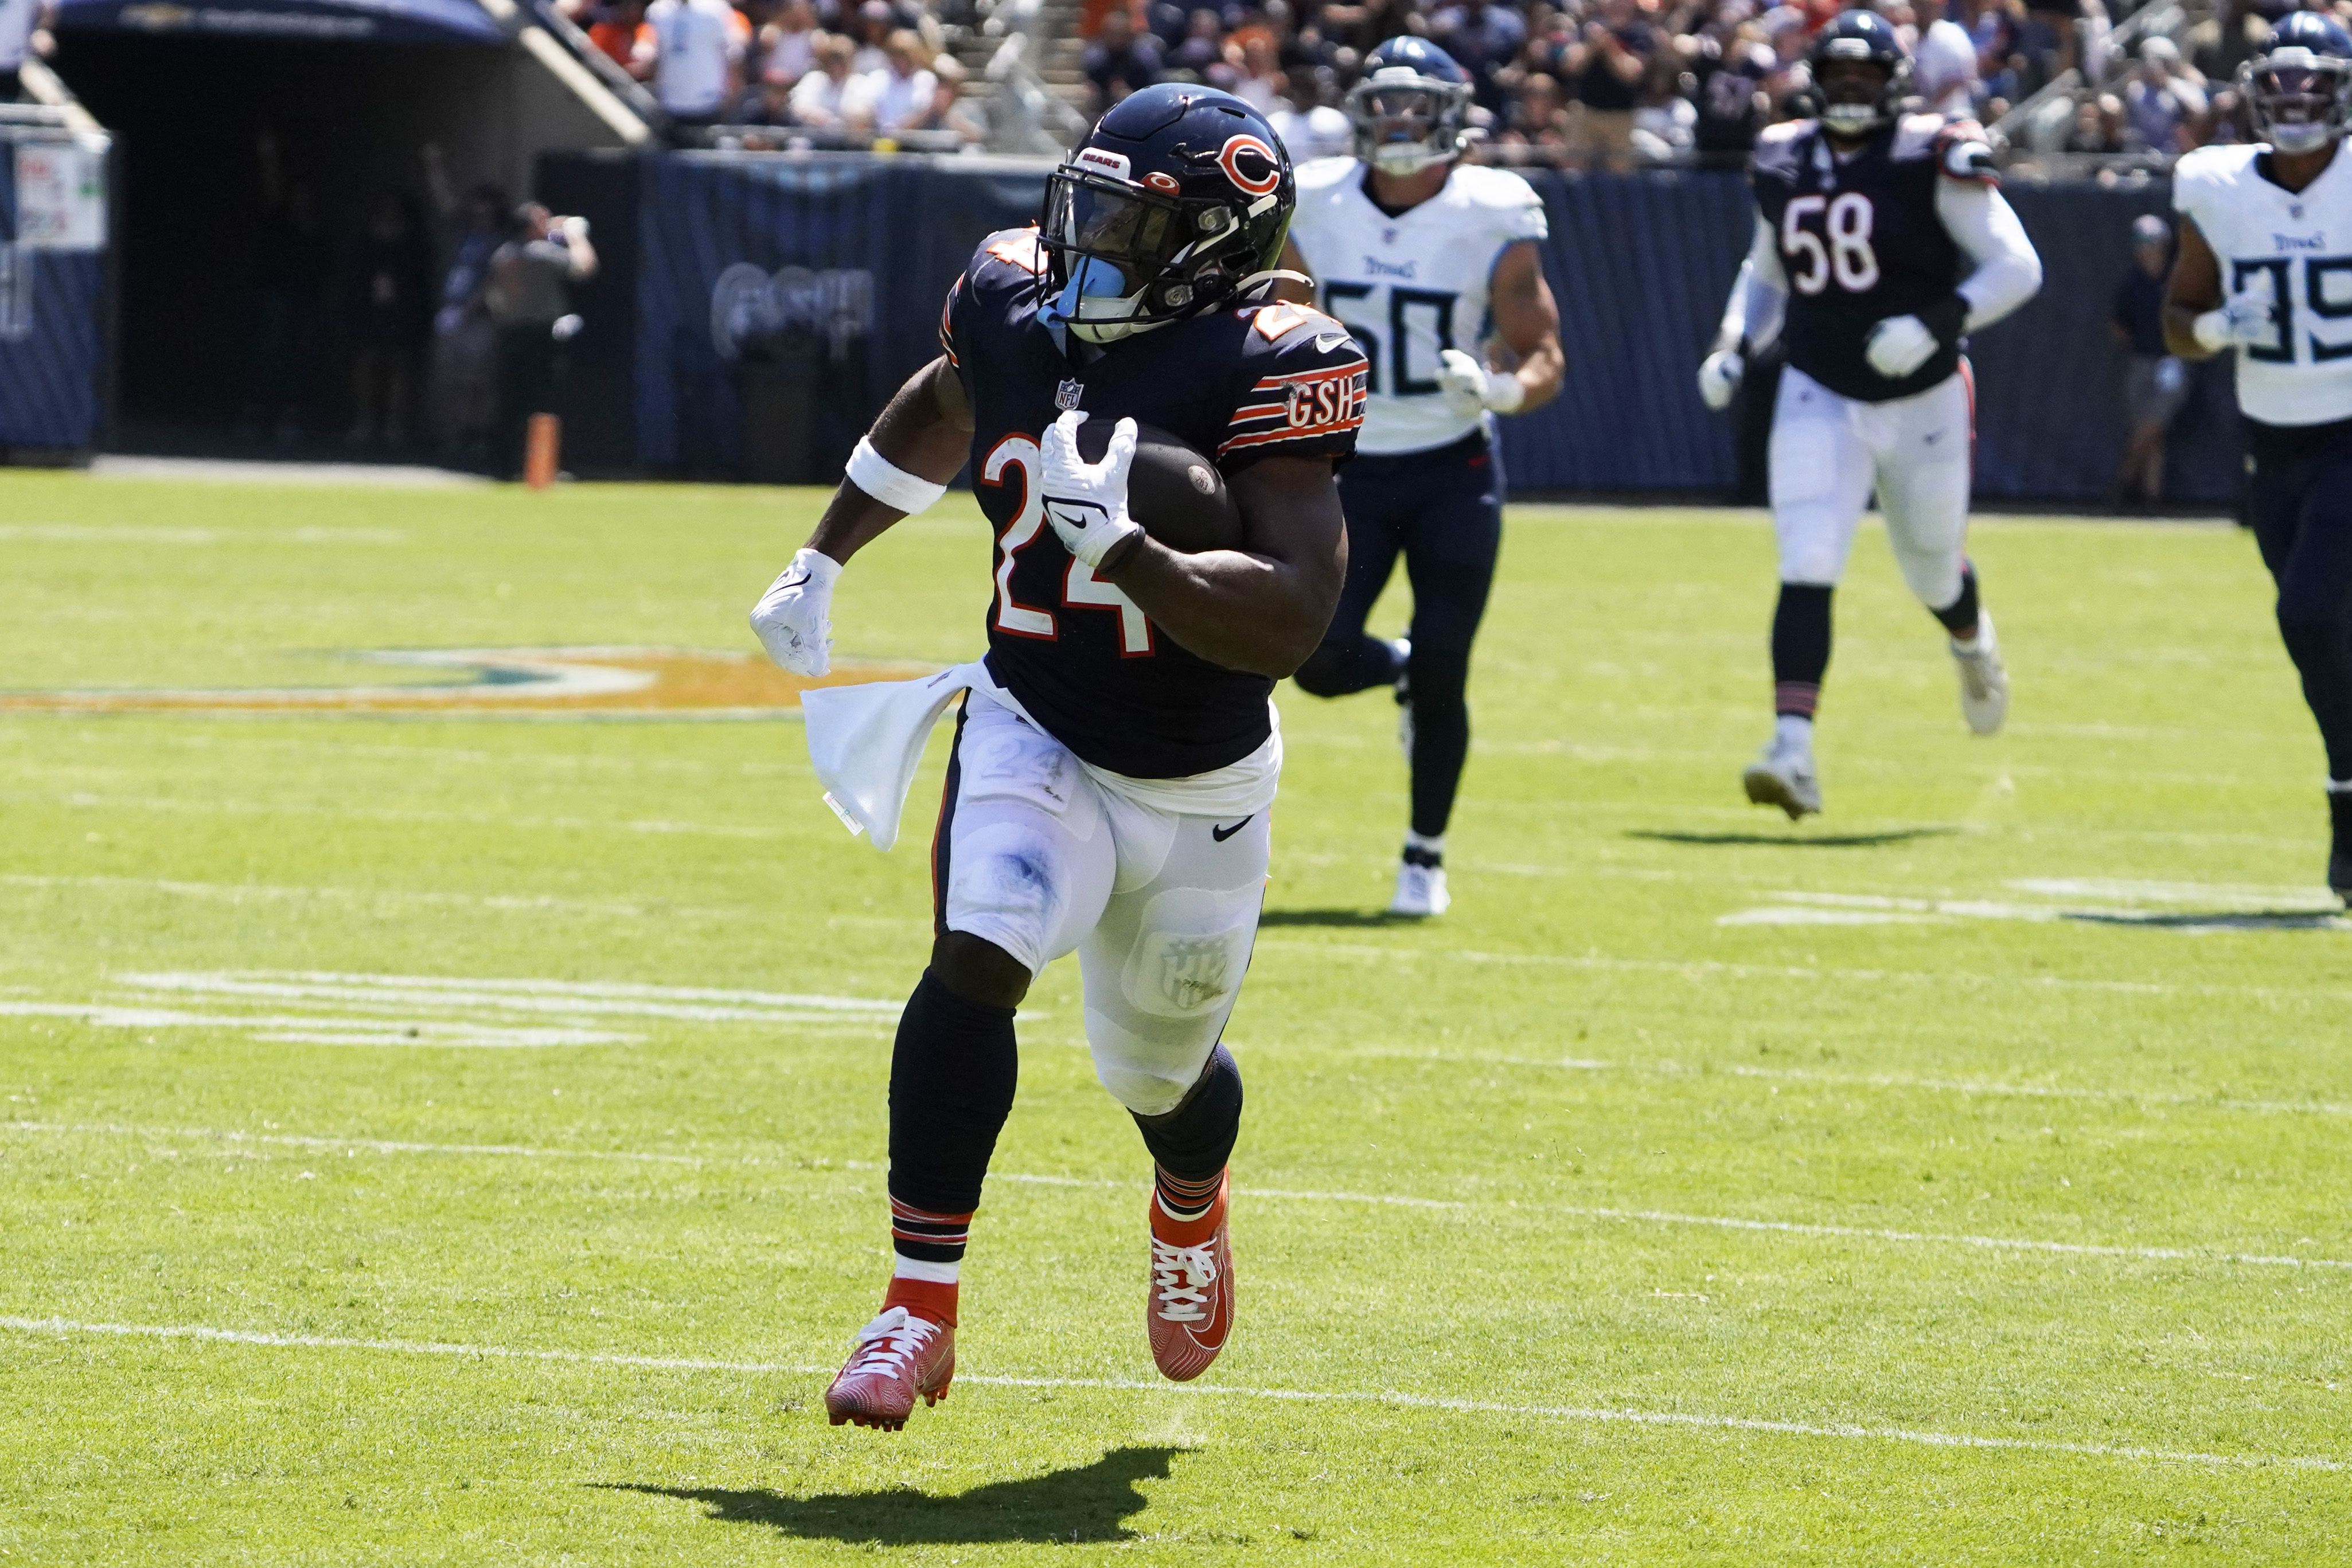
599, 1444, 1186, 1545
2065, 909, 2347, 931
1258, 908, 1419, 927
1627, 827, 1959, 849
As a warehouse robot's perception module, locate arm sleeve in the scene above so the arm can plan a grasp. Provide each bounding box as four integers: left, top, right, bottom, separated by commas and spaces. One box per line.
1718, 205, 1788, 351
1938, 180, 2043, 334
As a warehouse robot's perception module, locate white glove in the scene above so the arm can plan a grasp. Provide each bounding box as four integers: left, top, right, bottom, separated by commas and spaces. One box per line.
1865, 314, 1940, 380
748, 547, 841, 677
2194, 275, 2277, 353
1696, 348, 1744, 412
560, 214, 591, 243
1040, 411, 1144, 570
1436, 349, 1526, 416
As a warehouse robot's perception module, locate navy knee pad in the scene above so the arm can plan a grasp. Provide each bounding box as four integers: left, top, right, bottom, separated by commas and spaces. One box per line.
1130, 1043, 1243, 1182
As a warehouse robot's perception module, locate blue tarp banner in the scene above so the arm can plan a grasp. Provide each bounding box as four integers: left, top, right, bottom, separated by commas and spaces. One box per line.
0, 135, 109, 454
628, 153, 2240, 506
56, 0, 508, 46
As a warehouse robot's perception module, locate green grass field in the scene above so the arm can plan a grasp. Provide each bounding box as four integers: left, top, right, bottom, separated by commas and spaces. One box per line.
5, 469, 2350, 1565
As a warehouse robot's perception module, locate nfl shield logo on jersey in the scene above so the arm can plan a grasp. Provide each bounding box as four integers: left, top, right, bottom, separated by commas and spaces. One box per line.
1055, 379, 1083, 411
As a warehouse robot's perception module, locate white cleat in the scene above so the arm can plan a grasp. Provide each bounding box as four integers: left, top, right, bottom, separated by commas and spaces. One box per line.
1951, 611, 2009, 736
1390, 859, 1450, 917
1742, 733, 1823, 820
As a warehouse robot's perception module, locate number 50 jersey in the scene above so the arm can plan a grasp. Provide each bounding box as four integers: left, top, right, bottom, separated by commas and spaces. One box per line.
2174, 143, 2352, 428
1752, 114, 1990, 403
941, 225, 1369, 781
1286, 156, 1548, 455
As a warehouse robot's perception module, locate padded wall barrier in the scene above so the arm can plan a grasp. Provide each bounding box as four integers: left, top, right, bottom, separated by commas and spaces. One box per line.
0, 124, 111, 457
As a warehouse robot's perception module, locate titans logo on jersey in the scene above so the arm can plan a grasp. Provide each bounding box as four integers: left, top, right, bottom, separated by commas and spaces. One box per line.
1287, 157, 1547, 454
2174, 143, 2352, 427
1753, 113, 1992, 403
940, 225, 1370, 779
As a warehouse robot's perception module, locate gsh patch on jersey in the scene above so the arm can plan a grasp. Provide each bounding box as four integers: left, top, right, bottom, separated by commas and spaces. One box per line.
941, 226, 1369, 779
1752, 114, 1980, 403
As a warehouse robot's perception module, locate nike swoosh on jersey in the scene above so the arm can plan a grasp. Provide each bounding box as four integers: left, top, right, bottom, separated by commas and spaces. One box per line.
1211, 816, 1254, 842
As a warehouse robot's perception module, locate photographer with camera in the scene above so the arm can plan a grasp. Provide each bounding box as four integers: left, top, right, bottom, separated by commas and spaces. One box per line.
485, 203, 599, 480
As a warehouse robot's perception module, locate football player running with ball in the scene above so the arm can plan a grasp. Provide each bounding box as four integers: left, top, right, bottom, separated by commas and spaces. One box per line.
2168, 14, 2352, 900
1695, 11, 2042, 818
1275, 38, 1565, 916
746, 86, 1367, 1428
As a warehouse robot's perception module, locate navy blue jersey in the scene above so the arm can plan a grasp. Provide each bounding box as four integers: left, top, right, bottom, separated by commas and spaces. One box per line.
1752, 114, 1990, 403
941, 226, 1370, 779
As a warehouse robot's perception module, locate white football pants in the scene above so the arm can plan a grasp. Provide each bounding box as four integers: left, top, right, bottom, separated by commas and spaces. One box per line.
935, 691, 1271, 1117
1768, 362, 1974, 609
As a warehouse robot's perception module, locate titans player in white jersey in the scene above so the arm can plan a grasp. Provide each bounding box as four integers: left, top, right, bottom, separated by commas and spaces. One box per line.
1695, 12, 2042, 819
2168, 14, 2352, 899
1275, 38, 1565, 915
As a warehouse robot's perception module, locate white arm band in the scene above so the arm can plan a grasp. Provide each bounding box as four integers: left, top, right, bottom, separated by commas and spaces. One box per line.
1940, 180, 2044, 334
847, 436, 948, 516
1721, 207, 1788, 351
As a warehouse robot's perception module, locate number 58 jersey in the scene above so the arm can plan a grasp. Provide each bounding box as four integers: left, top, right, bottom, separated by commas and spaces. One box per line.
2174, 143, 2352, 428
941, 226, 1369, 781
1752, 114, 1988, 403
1286, 156, 1548, 455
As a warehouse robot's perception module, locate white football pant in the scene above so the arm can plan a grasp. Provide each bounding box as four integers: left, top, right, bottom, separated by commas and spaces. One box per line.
1768, 362, 1974, 609
935, 689, 1270, 1117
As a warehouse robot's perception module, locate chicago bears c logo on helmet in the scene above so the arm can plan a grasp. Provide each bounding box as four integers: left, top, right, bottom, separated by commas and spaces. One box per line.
1216, 134, 1282, 197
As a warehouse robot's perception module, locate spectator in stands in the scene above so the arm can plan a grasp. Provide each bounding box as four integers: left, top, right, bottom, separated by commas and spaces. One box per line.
1430, 0, 1527, 107
1227, 26, 1286, 111
929, 52, 986, 142
486, 204, 598, 480
589, 0, 657, 79
791, 33, 876, 128
426, 181, 507, 462
1691, 32, 1773, 164
864, 28, 940, 131
1319, 0, 1422, 56
1631, 51, 1698, 162
1914, 2, 1982, 115
2124, 35, 2205, 153
1168, 6, 1228, 77
2111, 214, 2185, 508
2063, 89, 2124, 151
849, 0, 895, 72
1565, 0, 1651, 169
0, 0, 56, 101
759, 0, 821, 85
1083, 6, 1164, 108
1269, 62, 1354, 158
647, 0, 746, 131
345, 190, 433, 448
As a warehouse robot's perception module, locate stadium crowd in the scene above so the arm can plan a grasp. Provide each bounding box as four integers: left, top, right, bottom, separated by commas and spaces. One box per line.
541, 0, 2340, 162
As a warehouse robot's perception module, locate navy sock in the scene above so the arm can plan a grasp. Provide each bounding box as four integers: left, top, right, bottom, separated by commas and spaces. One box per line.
887, 967, 1018, 1216
1772, 584, 1834, 717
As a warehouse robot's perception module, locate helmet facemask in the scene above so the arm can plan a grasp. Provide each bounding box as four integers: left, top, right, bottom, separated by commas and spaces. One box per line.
1814, 52, 1908, 138
2245, 49, 2352, 154
1345, 72, 1470, 174
1040, 165, 1250, 344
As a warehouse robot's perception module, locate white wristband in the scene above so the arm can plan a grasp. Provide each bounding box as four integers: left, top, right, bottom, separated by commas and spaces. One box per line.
1483, 367, 1526, 415
2191, 309, 2230, 355
847, 436, 947, 516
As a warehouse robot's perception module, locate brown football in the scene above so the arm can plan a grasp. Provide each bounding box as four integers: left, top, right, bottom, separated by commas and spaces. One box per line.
1074, 419, 1245, 555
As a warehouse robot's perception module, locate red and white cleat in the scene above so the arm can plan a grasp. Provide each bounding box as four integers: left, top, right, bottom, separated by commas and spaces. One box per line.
1146, 1172, 1233, 1382
823, 1305, 954, 1430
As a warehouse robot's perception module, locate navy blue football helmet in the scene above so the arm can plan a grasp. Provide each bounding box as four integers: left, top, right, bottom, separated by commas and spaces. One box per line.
1809, 10, 1913, 139
2243, 11, 2352, 155
1039, 84, 1296, 344
1345, 37, 1474, 174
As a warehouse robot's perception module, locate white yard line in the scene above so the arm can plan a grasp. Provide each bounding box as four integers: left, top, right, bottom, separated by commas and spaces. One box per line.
15, 1121, 2341, 1270
115, 972, 902, 1024
1376, 1048, 2352, 1121
0, 872, 710, 920
0, 1002, 634, 1048
0, 1314, 2332, 1473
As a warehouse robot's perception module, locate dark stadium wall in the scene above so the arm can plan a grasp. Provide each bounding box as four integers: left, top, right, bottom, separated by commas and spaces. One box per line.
612, 155, 2240, 508
53, 30, 627, 440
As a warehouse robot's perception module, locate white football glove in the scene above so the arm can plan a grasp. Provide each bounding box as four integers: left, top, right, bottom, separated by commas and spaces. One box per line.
1865, 314, 1940, 380
748, 546, 841, 677
2194, 275, 2277, 353
1040, 411, 1144, 570
1696, 348, 1744, 412
1436, 349, 1526, 416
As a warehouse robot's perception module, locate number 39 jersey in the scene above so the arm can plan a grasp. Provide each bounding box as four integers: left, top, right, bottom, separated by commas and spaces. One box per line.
1752, 114, 1984, 403
2174, 143, 2352, 428
1285, 156, 1548, 455
940, 226, 1370, 780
